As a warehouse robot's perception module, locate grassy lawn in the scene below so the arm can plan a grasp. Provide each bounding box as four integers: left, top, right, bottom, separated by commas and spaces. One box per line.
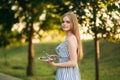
0, 40, 120, 80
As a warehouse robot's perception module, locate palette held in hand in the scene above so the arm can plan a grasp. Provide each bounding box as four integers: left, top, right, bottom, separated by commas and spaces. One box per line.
38, 55, 58, 61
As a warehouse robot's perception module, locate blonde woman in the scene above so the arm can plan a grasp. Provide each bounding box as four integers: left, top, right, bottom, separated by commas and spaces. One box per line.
48, 12, 83, 80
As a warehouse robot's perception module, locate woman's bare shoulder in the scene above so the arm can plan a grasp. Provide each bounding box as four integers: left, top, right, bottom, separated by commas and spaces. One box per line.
66, 35, 77, 44
66, 35, 77, 50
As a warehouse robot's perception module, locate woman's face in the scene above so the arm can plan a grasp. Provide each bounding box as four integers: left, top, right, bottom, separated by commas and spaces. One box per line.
62, 16, 72, 32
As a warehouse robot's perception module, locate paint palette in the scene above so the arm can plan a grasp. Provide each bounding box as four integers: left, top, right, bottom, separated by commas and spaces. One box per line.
38, 55, 58, 61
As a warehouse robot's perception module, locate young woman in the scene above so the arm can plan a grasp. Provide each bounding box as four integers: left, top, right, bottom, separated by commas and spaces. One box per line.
48, 12, 83, 80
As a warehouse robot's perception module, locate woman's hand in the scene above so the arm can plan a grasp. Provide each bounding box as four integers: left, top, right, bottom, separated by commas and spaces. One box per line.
48, 55, 59, 60
47, 60, 56, 66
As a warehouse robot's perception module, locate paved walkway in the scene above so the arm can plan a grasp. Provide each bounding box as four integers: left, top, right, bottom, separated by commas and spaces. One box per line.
0, 73, 22, 80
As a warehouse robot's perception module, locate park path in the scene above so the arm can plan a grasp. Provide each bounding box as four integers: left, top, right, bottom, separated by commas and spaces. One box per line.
0, 73, 22, 80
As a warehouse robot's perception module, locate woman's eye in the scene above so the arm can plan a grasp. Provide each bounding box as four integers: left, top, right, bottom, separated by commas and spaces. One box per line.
62, 20, 70, 23
62, 21, 64, 23
66, 21, 70, 23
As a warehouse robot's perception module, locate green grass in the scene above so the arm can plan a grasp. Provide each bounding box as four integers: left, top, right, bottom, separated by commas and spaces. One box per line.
0, 40, 120, 80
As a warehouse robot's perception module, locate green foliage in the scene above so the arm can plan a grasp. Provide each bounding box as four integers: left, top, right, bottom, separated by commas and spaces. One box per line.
51, 0, 120, 42
40, 30, 65, 42
40, 13, 61, 30
0, 0, 19, 48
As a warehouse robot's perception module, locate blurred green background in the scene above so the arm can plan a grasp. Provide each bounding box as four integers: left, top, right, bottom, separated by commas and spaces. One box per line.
0, 40, 120, 80
0, 0, 120, 80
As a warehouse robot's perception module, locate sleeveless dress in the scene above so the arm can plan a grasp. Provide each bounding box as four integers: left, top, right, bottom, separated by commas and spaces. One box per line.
56, 41, 81, 80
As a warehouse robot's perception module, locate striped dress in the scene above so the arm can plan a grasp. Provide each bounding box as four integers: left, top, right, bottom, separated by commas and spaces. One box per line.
56, 41, 81, 80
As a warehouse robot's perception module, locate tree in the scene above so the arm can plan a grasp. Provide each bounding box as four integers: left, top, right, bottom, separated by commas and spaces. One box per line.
11, 0, 61, 76
91, 0, 99, 80
0, 0, 19, 48
0, 0, 19, 64
0, 0, 61, 76
12, 0, 45, 76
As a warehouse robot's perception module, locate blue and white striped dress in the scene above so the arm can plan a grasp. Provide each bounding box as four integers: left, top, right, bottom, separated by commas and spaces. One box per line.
56, 41, 81, 80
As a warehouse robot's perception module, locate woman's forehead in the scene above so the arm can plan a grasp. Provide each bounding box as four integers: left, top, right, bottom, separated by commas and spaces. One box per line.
62, 16, 71, 21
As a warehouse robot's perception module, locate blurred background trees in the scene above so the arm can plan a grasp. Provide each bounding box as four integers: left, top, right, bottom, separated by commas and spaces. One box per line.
0, 0, 119, 79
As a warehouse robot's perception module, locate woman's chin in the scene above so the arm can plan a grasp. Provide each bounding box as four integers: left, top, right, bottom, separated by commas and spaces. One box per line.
63, 29, 70, 32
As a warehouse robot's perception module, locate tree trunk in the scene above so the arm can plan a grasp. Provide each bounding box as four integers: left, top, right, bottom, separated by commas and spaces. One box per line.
96, 39, 100, 59
27, 22, 34, 76
94, 37, 100, 80
92, 0, 100, 80
3, 48, 7, 65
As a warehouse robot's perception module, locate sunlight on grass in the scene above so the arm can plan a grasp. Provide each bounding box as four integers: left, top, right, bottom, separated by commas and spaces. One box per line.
0, 40, 120, 80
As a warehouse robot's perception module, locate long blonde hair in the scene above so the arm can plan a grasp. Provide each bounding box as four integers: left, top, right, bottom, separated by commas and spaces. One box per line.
62, 12, 83, 60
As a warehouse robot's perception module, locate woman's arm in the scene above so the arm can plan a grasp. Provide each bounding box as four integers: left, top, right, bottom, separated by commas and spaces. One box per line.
48, 36, 78, 67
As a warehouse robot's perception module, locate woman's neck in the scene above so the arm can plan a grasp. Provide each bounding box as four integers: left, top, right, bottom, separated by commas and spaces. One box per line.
66, 31, 73, 36
65, 32, 74, 41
